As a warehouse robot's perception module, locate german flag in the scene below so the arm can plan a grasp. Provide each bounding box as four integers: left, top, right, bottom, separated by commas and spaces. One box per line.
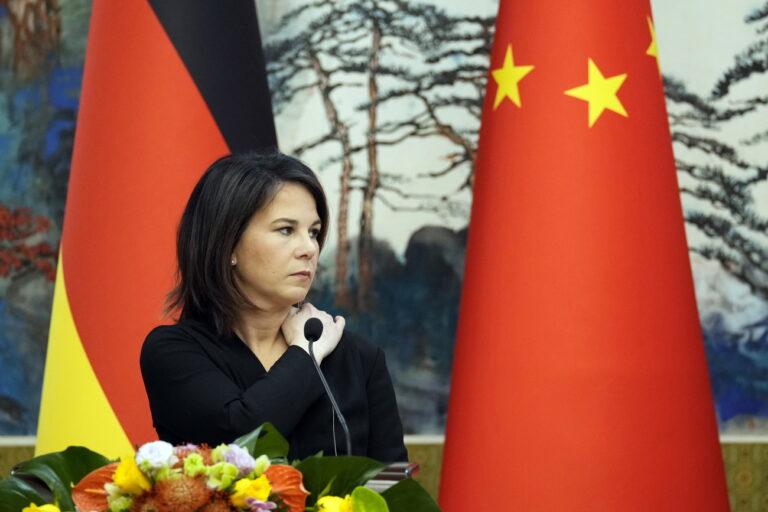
36, 0, 276, 456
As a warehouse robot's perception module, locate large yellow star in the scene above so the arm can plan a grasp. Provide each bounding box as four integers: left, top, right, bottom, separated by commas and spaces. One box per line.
564, 59, 628, 127
646, 16, 661, 75
491, 45, 534, 109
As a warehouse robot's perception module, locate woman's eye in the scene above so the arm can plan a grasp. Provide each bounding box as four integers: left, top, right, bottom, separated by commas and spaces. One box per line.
309, 228, 321, 239
278, 226, 293, 235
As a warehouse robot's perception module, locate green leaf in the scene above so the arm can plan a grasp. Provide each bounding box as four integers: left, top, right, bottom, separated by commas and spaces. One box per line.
381, 478, 441, 512
316, 476, 335, 499
296, 455, 385, 507
0, 476, 49, 512
351, 485, 390, 512
233, 422, 289, 460
11, 446, 111, 511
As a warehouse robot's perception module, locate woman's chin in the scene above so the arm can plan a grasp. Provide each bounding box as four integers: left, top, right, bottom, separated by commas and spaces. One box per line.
284, 292, 309, 308
246, 293, 307, 313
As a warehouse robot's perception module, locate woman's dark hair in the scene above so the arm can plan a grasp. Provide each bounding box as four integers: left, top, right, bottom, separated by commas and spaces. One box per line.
168, 151, 329, 333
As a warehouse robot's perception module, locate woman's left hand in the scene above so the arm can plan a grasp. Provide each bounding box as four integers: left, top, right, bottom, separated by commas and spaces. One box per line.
282, 302, 345, 363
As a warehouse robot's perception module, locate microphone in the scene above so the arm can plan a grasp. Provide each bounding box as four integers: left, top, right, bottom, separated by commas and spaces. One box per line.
304, 318, 352, 456
304, 317, 324, 343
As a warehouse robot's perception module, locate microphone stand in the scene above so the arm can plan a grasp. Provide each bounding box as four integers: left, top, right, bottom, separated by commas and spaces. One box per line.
308, 340, 352, 456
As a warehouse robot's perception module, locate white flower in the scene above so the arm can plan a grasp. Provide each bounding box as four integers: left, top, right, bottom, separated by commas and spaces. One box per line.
135, 440, 178, 474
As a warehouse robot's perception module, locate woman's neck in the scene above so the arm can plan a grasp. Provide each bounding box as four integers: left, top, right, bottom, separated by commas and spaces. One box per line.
232, 306, 291, 354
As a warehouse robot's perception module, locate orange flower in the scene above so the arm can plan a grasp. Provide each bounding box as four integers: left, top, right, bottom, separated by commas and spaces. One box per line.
72, 462, 119, 512
264, 464, 310, 512
154, 475, 211, 512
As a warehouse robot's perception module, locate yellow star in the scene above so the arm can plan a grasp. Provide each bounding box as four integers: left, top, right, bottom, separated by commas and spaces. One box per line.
491, 45, 534, 109
564, 59, 628, 127
646, 16, 661, 75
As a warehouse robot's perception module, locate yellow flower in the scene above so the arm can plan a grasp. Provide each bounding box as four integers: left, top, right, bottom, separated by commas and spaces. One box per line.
230, 474, 272, 507
113, 454, 151, 495
317, 494, 352, 512
22, 504, 60, 512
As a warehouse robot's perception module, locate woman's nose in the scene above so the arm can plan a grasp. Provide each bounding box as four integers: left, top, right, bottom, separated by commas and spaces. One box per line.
297, 234, 318, 259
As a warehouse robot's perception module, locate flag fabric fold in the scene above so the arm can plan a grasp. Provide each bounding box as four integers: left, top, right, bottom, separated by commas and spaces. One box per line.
439, 1, 730, 510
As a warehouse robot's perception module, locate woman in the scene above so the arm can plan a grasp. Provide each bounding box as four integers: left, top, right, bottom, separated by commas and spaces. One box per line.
140, 152, 407, 462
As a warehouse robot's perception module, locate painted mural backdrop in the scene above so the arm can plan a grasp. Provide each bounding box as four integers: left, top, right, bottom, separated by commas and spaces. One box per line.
259, 0, 768, 436
0, 0, 89, 435
258, 0, 495, 434
656, 0, 768, 435
0, 0, 764, 436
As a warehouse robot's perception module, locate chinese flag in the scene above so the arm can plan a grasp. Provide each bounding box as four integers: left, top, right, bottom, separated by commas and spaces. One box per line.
439, 1, 730, 510
36, 0, 276, 456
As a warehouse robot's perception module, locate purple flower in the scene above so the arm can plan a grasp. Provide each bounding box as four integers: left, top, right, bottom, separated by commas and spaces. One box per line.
174, 443, 199, 456
224, 444, 257, 478
246, 497, 278, 511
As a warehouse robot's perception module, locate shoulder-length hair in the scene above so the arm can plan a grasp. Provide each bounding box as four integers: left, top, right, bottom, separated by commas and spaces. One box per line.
167, 151, 329, 334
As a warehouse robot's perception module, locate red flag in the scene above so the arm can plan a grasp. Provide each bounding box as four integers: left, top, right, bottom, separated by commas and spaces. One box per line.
37, 0, 276, 455
439, 1, 729, 510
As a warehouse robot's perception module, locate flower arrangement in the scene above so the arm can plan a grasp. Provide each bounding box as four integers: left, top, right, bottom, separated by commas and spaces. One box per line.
0, 424, 439, 512
72, 441, 312, 512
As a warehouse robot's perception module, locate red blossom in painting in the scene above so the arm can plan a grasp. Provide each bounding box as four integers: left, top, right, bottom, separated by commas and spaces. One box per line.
0, 205, 57, 281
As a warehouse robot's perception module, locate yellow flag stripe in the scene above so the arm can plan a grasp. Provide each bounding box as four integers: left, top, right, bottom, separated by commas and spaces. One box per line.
36, 252, 133, 457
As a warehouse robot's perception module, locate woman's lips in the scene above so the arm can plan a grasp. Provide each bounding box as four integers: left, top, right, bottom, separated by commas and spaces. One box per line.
290, 271, 311, 279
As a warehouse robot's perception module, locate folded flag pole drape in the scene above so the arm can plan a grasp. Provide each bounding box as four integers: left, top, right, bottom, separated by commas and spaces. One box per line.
440, 0, 730, 510
36, 0, 276, 457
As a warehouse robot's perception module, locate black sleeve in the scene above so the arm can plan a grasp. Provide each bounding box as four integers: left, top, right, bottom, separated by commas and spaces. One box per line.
140, 327, 324, 445
365, 347, 408, 462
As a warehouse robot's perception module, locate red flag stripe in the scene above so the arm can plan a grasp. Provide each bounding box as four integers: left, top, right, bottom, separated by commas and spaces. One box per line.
63, 0, 228, 444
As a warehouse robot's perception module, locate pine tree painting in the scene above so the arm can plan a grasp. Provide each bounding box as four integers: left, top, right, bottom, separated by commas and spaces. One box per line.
261, 0, 768, 435
659, 0, 768, 434
260, 0, 496, 433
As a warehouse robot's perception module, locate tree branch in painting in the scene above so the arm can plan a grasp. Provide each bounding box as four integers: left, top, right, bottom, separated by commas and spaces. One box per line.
265, 0, 494, 311
664, 5, 768, 300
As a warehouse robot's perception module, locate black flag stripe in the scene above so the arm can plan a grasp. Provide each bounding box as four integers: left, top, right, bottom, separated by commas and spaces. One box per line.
147, 0, 278, 152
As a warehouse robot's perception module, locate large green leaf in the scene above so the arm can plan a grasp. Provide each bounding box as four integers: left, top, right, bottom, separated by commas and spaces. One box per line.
11, 446, 111, 511
382, 478, 441, 512
296, 455, 385, 507
233, 422, 289, 460
351, 485, 390, 512
0, 476, 50, 512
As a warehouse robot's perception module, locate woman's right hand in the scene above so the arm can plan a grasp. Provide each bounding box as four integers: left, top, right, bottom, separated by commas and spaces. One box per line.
281, 302, 345, 364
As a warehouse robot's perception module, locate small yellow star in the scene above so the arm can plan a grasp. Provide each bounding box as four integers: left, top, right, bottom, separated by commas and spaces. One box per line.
646, 16, 661, 75
491, 45, 534, 109
564, 59, 628, 127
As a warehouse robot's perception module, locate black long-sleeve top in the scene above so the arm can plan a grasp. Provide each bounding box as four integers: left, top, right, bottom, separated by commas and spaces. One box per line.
140, 318, 408, 462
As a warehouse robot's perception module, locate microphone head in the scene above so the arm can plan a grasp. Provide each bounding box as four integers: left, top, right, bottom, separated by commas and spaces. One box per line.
304, 317, 324, 342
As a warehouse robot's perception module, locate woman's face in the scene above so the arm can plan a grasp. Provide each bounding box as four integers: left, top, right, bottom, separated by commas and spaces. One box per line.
231, 182, 321, 311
